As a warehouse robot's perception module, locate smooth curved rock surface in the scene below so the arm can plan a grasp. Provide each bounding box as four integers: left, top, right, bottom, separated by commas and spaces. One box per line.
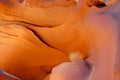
0, 0, 119, 80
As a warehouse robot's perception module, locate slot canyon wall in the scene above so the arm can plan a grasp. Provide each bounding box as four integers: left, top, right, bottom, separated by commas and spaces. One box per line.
0, 0, 120, 80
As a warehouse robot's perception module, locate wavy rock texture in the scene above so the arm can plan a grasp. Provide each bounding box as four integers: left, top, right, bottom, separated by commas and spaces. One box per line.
0, 0, 119, 80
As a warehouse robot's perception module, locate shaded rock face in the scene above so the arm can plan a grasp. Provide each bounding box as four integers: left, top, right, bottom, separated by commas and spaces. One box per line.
0, 0, 120, 80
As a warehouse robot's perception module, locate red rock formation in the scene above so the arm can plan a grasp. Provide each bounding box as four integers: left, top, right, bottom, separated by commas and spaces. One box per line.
0, 0, 119, 80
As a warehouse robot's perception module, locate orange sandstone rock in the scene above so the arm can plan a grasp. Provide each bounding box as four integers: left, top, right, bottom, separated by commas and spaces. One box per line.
0, 0, 119, 80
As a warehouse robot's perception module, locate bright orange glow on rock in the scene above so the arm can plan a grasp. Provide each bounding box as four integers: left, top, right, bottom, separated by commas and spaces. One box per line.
0, 0, 119, 80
